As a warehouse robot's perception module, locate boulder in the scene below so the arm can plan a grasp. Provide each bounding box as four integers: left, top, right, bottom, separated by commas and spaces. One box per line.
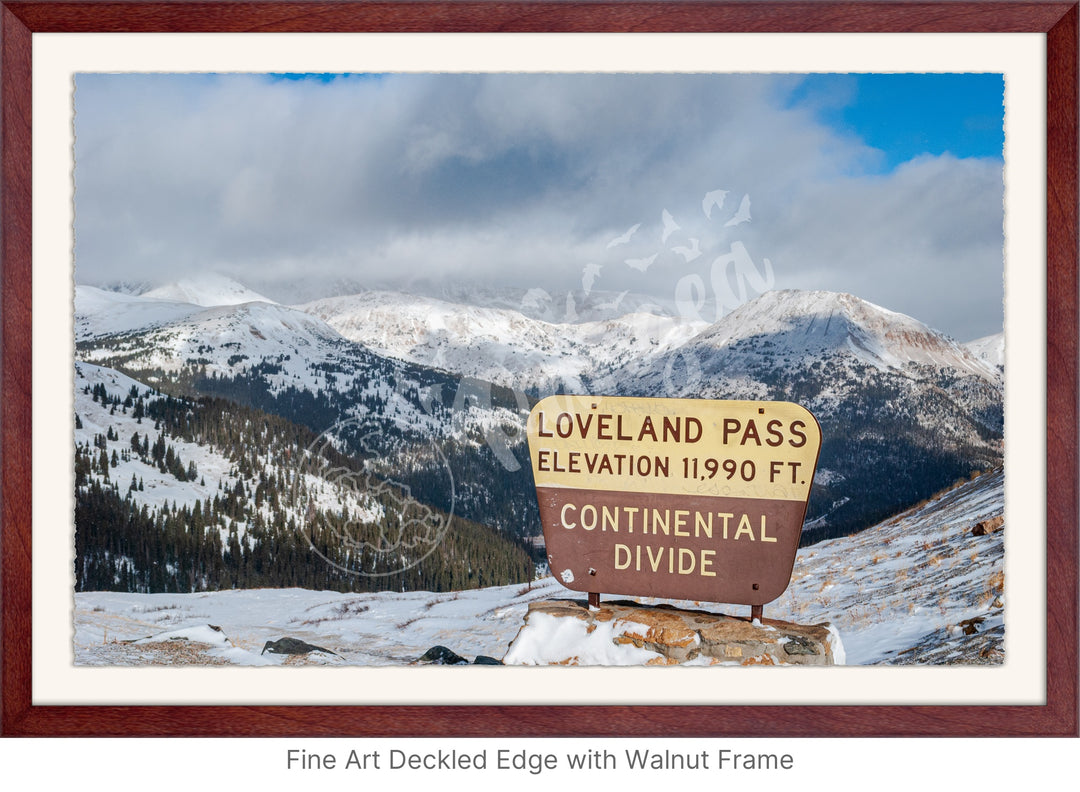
416, 645, 469, 665
260, 637, 340, 657
502, 599, 843, 666
959, 616, 985, 636
971, 515, 1004, 536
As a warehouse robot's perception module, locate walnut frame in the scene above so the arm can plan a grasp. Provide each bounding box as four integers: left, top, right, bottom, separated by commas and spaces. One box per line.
1, 1, 1075, 737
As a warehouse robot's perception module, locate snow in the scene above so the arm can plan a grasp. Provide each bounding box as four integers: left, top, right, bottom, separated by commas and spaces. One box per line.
135, 623, 230, 646
74, 468, 1002, 667
299, 470, 386, 525
71, 276, 1005, 669
607, 288, 1004, 478
75, 361, 239, 513
965, 332, 1005, 369
611, 288, 1003, 408
76, 294, 480, 449
143, 273, 277, 307
297, 289, 706, 391
77, 298, 361, 398
824, 624, 847, 666
501, 612, 665, 665
74, 360, 388, 561
75, 285, 207, 341
76, 579, 567, 666
768, 468, 1004, 664
76, 276, 280, 343
673, 289, 1001, 383
75, 279, 1002, 560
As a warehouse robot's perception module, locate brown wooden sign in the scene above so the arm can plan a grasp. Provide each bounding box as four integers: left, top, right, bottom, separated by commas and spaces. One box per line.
527, 395, 821, 606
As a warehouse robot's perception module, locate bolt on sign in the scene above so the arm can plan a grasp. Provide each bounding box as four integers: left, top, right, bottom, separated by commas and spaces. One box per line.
527, 395, 821, 607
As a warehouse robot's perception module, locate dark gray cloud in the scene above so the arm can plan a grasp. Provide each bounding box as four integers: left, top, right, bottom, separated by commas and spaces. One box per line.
74, 72, 1003, 340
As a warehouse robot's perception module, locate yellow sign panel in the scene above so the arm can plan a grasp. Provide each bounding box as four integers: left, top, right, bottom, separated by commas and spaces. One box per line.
526, 395, 823, 605
527, 395, 821, 501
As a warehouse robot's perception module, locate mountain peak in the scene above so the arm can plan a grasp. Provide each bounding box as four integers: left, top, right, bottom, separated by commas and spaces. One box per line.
729, 288, 907, 325
964, 332, 1004, 369
672, 288, 1001, 383
143, 273, 276, 308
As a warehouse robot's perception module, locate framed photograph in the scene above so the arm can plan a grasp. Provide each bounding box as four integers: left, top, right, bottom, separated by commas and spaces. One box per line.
2, 1, 1076, 737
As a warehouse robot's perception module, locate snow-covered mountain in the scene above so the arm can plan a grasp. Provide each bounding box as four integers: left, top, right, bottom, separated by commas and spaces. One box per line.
77, 291, 404, 405
142, 273, 276, 307
76, 361, 236, 514
603, 290, 1003, 538
75, 285, 208, 342
422, 283, 675, 324
275, 276, 674, 323
298, 289, 705, 391
74, 360, 532, 594
613, 289, 1004, 450
615, 289, 1000, 389
75, 295, 537, 538
76, 274, 277, 342
604, 289, 1000, 430
71, 272, 1009, 671
965, 331, 1005, 371
74, 293, 526, 448
79, 297, 346, 382
75, 277, 1003, 547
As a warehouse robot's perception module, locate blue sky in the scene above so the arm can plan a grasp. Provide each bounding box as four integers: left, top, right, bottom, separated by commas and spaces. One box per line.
74, 72, 1005, 340
790, 73, 1004, 172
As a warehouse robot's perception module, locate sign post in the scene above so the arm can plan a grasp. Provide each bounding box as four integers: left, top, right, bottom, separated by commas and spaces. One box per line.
527, 395, 821, 617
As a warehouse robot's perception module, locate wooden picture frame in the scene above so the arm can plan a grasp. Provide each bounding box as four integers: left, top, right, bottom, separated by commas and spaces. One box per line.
2, 1, 1076, 737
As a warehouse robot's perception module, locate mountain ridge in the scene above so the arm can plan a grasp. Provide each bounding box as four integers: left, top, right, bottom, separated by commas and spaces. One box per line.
75, 276, 1003, 544
299, 288, 707, 391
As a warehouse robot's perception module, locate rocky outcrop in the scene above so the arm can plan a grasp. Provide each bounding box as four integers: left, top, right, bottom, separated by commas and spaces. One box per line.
502, 599, 844, 666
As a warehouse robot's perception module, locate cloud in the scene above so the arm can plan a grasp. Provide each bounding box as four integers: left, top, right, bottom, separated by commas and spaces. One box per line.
73, 72, 1003, 340
768, 154, 1004, 339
